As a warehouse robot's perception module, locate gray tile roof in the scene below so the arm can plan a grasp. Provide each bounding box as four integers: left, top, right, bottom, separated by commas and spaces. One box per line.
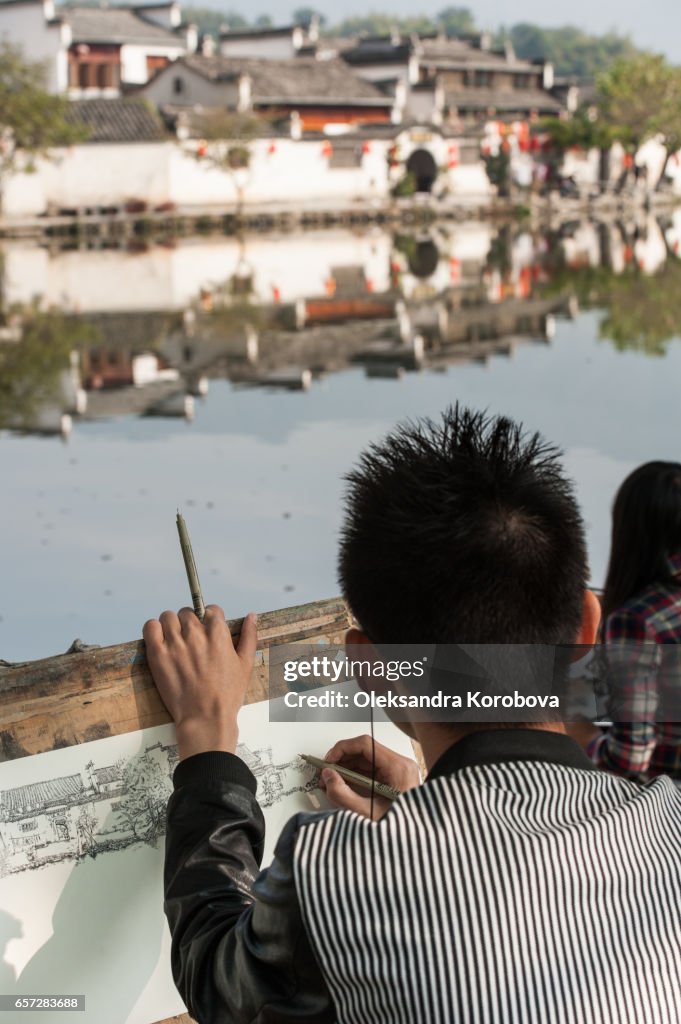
1, 775, 85, 817
419, 38, 538, 72
181, 55, 393, 105
59, 5, 183, 45
445, 86, 562, 113
65, 98, 169, 142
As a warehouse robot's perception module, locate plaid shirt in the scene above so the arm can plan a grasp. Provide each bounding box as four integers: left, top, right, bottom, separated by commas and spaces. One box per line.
588, 552, 681, 782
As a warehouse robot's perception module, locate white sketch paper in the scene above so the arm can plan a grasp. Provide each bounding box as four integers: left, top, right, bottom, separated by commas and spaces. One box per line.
0, 700, 415, 1024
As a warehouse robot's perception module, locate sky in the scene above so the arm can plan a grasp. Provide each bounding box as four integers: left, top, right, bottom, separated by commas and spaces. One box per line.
218, 0, 681, 63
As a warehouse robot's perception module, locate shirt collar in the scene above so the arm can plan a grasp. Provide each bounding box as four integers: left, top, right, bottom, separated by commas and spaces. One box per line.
426, 728, 596, 781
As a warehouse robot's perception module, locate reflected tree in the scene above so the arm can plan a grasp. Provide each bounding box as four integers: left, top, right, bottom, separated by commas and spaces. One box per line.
541, 237, 681, 356
0, 306, 95, 431
596, 258, 681, 356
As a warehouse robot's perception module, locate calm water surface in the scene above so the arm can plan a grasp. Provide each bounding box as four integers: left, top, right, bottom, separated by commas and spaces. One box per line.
2, 216, 680, 660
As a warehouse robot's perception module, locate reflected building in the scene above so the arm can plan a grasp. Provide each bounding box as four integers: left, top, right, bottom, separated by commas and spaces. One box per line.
1, 214, 678, 437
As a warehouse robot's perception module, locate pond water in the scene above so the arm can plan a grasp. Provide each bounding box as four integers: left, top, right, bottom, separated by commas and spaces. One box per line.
2, 213, 681, 660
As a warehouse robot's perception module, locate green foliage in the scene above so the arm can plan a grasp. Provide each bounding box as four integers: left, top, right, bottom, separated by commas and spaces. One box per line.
596, 53, 672, 149
293, 7, 327, 28
541, 107, 614, 152
542, 245, 681, 356
0, 308, 96, 432
501, 23, 638, 79
0, 42, 86, 185
391, 172, 417, 197
330, 7, 474, 38
182, 7, 249, 36
435, 7, 476, 36
482, 150, 511, 196
597, 258, 681, 356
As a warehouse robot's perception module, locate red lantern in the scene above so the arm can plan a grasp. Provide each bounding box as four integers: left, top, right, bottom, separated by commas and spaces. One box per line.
362, 142, 372, 155
272, 285, 281, 303
322, 141, 333, 158
268, 142, 277, 155
196, 140, 207, 157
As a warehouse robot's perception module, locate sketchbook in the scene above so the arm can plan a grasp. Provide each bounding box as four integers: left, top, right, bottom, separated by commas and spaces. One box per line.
0, 700, 415, 1024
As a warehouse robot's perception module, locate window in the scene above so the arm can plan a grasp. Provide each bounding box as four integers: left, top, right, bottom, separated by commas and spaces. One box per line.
96, 64, 114, 89
173, 76, 185, 96
20, 821, 37, 833
515, 74, 530, 90
474, 70, 492, 88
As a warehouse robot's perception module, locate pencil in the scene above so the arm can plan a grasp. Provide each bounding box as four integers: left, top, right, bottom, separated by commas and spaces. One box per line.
176, 511, 206, 622
300, 754, 402, 801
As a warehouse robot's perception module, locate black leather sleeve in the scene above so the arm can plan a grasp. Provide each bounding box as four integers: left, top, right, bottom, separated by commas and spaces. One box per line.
164, 751, 336, 1024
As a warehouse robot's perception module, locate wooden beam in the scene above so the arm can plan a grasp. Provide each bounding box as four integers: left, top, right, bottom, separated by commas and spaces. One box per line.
0, 597, 351, 763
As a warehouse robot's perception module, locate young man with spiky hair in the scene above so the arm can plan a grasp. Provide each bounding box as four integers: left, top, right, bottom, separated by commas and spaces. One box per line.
144, 405, 681, 1024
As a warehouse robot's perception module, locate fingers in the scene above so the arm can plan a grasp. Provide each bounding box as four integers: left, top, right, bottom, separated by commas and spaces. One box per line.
143, 618, 164, 650
159, 610, 182, 642
321, 768, 372, 816
178, 607, 201, 636
236, 612, 258, 672
326, 734, 384, 765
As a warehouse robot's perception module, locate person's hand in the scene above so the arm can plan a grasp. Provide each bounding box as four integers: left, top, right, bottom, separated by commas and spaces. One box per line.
143, 605, 258, 761
319, 734, 421, 820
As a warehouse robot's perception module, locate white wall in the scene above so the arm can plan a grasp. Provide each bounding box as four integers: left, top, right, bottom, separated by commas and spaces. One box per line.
2, 231, 393, 311
142, 63, 236, 107
120, 42, 185, 85
0, 0, 67, 93
3, 128, 495, 221
168, 136, 391, 207
219, 33, 298, 60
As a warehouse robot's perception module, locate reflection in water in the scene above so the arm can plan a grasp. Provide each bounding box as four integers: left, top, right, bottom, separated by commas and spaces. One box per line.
1, 213, 680, 660
6, 215, 678, 438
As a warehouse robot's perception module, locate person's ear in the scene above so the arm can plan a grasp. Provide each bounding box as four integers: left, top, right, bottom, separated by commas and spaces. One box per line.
576, 589, 601, 646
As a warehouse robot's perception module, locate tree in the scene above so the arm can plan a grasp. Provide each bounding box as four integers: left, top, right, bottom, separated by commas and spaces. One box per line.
435, 7, 476, 37
115, 754, 168, 842
0, 42, 85, 211
254, 14, 273, 28
649, 65, 681, 189
193, 109, 262, 216
0, 307, 95, 432
182, 7, 250, 36
292, 7, 326, 28
502, 23, 637, 79
596, 54, 681, 190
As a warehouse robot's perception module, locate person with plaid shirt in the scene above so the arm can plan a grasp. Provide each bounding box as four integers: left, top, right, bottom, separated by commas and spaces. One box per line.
588, 463, 681, 782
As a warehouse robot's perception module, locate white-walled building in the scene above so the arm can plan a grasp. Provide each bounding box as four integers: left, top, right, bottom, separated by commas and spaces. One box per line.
0, 0, 194, 96
141, 54, 398, 132
218, 22, 318, 61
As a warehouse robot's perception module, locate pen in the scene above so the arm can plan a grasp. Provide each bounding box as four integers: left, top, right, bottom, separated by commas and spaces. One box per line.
300, 754, 402, 801
176, 511, 206, 622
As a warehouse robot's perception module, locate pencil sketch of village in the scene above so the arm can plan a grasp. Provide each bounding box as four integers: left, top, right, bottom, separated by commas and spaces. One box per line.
0, 742, 318, 877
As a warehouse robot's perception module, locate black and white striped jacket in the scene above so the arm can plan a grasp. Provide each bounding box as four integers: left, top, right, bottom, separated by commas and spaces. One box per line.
165, 730, 681, 1024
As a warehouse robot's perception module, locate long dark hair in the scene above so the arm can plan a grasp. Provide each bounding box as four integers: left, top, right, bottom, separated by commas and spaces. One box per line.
601, 461, 681, 623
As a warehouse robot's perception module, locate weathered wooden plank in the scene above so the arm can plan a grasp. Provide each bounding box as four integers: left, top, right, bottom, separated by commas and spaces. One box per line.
0, 597, 351, 762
